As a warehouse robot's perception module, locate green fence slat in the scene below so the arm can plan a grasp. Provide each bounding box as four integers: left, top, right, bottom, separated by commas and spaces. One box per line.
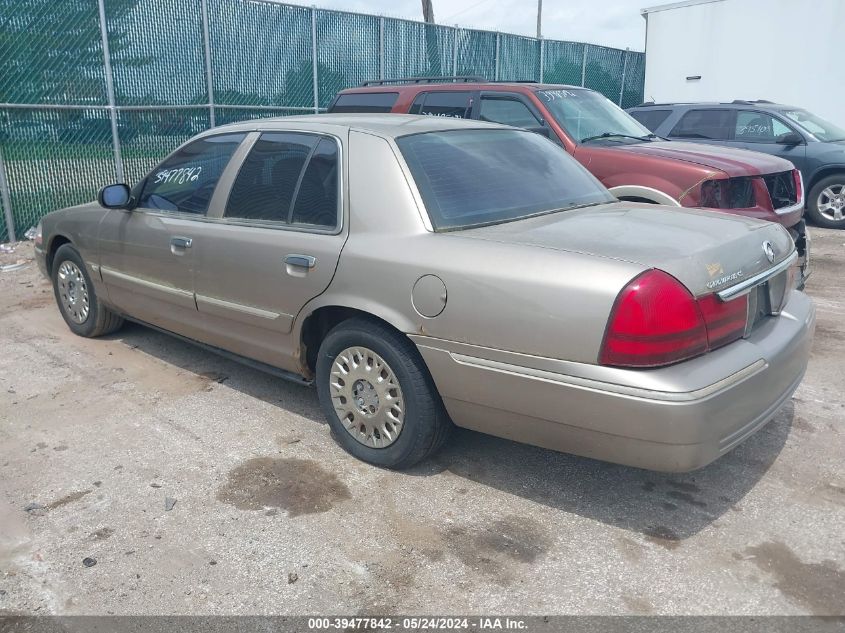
206, 0, 313, 108
0, 0, 108, 105
0, 107, 115, 239
383, 19, 455, 80
621, 51, 646, 108
455, 29, 496, 79
542, 41, 585, 85
498, 34, 540, 82
584, 44, 625, 101
315, 10, 380, 107
107, 0, 207, 106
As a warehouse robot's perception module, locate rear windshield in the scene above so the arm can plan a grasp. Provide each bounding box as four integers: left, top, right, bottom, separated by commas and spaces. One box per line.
396, 129, 613, 230
329, 92, 399, 113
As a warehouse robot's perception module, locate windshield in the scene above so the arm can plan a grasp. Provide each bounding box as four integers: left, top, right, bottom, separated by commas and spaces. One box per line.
538, 89, 653, 143
781, 109, 845, 142
397, 129, 614, 231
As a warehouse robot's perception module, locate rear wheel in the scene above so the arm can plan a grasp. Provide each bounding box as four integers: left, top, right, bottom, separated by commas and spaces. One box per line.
52, 244, 123, 337
316, 317, 450, 469
807, 174, 845, 229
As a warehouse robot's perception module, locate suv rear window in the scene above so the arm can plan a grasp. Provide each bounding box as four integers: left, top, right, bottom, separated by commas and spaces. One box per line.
670, 109, 735, 140
629, 109, 671, 132
329, 92, 399, 113
397, 129, 613, 231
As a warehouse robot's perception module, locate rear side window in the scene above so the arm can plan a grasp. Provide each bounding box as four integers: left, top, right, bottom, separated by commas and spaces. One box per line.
329, 92, 398, 113
629, 109, 671, 132
410, 92, 473, 118
670, 109, 735, 140
138, 133, 245, 214
290, 138, 340, 228
478, 98, 540, 128
225, 133, 317, 223
397, 129, 613, 230
225, 133, 340, 229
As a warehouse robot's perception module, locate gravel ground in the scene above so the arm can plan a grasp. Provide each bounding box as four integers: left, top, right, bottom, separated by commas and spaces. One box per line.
0, 228, 843, 616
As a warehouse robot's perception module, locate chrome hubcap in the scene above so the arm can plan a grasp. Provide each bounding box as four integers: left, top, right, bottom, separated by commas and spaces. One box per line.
57, 260, 89, 324
330, 346, 404, 448
817, 184, 845, 221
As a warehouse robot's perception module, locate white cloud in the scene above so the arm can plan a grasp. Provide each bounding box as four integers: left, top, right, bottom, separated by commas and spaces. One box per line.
278, 0, 646, 50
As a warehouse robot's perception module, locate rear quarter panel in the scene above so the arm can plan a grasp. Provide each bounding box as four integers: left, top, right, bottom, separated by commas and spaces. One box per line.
299, 130, 645, 365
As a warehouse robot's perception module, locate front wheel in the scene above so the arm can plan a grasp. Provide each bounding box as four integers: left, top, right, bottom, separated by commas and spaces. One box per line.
52, 244, 124, 337
316, 317, 451, 469
807, 174, 845, 229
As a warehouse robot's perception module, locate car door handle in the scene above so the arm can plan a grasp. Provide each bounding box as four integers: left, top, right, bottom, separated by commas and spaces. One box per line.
285, 254, 316, 269
170, 236, 193, 249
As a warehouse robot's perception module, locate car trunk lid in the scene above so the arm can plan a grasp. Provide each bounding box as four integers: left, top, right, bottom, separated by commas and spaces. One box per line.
457, 201, 795, 298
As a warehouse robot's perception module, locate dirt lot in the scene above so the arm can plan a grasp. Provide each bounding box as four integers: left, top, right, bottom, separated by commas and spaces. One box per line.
0, 229, 843, 616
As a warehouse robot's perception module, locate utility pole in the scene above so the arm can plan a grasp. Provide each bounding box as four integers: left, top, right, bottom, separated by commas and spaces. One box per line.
421, 0, 434, 23
536, 0, 542, 38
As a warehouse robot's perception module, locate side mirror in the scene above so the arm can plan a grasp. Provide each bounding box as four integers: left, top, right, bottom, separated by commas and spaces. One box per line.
98, 183, 131, 209
778, 132, 803, 146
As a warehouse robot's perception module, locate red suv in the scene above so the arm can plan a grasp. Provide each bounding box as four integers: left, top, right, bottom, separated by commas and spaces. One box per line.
329, 77, 809, 280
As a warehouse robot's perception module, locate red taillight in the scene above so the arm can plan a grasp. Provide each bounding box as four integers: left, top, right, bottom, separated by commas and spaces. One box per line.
600, 270, 708, 368
793, 169, 803, 205
600, 270, 749, 368
697, 293, 748, 349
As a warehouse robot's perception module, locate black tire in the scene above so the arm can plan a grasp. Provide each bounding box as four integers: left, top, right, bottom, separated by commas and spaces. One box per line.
806, 174, 845, 229
51, 244, 124, 337
316, 317, 451, 469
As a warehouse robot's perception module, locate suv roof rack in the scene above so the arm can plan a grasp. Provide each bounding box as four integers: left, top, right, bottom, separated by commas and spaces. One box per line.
731, 99, 774, 104
359, 76, 487, 86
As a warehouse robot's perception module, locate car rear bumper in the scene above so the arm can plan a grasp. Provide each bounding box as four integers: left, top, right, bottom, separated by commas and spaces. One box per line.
413, 291, 815, 472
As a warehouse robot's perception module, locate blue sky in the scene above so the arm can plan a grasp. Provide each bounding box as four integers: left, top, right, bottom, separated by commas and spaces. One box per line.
280, 0, 649, 51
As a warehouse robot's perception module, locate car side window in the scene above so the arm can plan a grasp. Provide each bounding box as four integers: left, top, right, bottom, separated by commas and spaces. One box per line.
735, 111, 794, 143
410, 92, 473, 118
137, 133, 245, 214
290, 137, 340, 228
225, 132, 318, 223
669, 109, 734, 140
478, 97, 540, 128
629, 109, 671, 132
735, 111, 776, 142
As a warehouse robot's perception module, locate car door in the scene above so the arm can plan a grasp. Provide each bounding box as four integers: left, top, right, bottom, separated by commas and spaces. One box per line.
97, 132, 246, 338
731, 110, 808, 172
187, 130, 347, 373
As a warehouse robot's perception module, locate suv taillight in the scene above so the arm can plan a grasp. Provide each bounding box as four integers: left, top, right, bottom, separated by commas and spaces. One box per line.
600, 270, 748, 368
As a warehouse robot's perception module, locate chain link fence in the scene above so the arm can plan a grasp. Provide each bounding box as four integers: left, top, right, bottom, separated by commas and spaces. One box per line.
0, 0, 645, 243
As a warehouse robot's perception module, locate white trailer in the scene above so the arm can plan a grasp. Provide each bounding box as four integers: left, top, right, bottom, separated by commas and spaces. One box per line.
641, 0, 845, 125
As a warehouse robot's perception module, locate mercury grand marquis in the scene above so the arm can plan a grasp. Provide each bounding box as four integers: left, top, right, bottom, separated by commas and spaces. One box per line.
33, 114, 815, 471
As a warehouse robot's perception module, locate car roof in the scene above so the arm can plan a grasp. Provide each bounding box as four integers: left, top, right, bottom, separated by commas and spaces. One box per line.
207, 113, 510, 138
336, 81, 588, 94
630, 101, 799, 111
